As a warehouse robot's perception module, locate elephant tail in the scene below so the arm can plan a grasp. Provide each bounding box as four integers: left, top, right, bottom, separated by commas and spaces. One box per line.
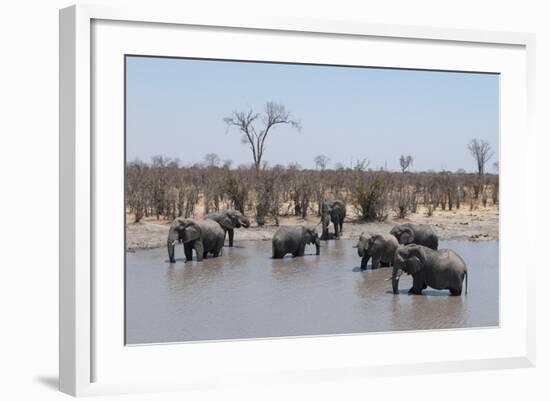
465, 271, 468, 295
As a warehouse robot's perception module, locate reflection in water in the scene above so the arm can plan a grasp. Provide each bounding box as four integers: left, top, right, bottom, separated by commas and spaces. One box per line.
126, 240, 498, 344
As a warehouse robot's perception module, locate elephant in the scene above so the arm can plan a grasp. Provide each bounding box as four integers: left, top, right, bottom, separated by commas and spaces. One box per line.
390, 223, 439, 250
320, 199, 346, 240
167, 218, 225, 263
272, 225, 321, 259
355, 233, 398, 270
204, 209, 250, 247
391, 244, 468, 296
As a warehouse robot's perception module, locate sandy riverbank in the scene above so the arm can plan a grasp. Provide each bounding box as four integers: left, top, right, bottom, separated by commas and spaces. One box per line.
126, 205, 498, 251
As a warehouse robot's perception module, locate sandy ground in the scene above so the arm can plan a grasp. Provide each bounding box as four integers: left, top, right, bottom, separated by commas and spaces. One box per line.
126, 205, 498, 251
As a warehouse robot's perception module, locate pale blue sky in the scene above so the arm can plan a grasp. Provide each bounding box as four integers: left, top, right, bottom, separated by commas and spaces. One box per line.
126, 56, 499, 172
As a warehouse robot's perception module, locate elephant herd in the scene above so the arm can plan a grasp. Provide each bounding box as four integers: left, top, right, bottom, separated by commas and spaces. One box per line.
358, 223, 468, 296
166, 204, 468, 297
167, 209, 250, 263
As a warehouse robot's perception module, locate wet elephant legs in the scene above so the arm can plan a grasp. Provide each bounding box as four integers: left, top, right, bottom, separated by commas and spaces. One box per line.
222, 229, 235, 247
292, 243, 306, 257
361, 255, 385, 270
184, 243, 193, 262
408, 273, 427, 295
360, 255, 370, 270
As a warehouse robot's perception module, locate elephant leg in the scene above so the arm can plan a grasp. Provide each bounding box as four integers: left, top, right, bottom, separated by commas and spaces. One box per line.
409, 274, 425, 295
184, 243, 193, 262
380, 260, 390, 268
334, 221, 339, 238
272, 244, 285, 258
294, 243, 306, 257
212, 243, 223, 257
360, 255, 370, 270
449, 282, 463, 296
228, 229, 234, 247
371, 257, 381, 269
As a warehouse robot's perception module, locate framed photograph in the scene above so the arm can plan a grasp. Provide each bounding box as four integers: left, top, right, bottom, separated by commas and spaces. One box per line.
59, 4, 536, 396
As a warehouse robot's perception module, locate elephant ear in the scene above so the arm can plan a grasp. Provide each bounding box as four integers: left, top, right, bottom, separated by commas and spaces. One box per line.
183, 223, 201, 243
168, 219, 184, 243
405, 256, 422, 274
405, 245, 426, 274
399, 227, 415, 244
219, 214, 236, 230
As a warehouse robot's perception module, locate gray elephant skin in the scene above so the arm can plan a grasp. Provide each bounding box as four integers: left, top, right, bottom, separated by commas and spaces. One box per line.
321, 199, 346, 240
205, 209, 250, 247
167, 218, 225, 263
390, 223, 439, 250
272, 226, 320, 259
355, 233, 398, 270
391, 244, 468, 296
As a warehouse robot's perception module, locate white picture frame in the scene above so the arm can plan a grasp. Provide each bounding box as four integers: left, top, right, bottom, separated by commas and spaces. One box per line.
59, 4, 536, 397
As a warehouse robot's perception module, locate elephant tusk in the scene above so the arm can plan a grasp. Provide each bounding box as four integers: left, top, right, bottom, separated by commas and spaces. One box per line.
171, 240, 178, 246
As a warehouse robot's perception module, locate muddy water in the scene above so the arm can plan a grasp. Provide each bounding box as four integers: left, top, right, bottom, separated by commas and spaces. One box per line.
125, 240, 498, 344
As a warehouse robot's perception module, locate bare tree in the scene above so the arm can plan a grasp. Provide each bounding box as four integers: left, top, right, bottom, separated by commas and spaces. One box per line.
222, 159, 233, 169
126, 159, 148, 222
204, 153, 221, 167
468, 139, 494, 175
314, 154, 330, 171
399, 155, 413, 173
224, 102, 301, 171
467, 139, 494, 199
313, 155, 330, 215
353, 159, 370, 172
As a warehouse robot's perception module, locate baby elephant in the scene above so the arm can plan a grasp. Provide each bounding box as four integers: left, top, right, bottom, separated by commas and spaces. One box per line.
355, 233, 398, 270
391, 244, 468, 296
272, 226, 320, 259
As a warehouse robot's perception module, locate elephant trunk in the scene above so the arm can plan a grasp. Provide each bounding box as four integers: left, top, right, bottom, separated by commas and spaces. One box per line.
391, 265, 402, 294
240, 217, 251, 228
315, 237, 320, 255
167, 242, 175, 263
167, 227, 178, 263
321, 214, 330, 240
194, 240, 204, 262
